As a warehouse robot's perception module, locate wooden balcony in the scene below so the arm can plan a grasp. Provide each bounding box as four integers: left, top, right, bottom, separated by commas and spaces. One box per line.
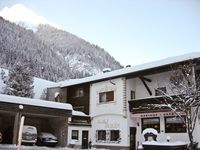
128, 96, 171, 114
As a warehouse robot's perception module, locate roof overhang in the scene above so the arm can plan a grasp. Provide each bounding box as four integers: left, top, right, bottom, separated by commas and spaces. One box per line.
56, 52, 200, 88
0, 94, 72, 117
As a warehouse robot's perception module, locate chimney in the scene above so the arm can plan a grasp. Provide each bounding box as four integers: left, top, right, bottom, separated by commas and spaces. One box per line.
126, 65, 131, 68
102, 68, 111, 73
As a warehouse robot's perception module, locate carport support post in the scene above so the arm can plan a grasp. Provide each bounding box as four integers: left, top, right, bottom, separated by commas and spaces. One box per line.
13, 105, 23, 144
13, 112, 21, 144
17, 116, 25, 150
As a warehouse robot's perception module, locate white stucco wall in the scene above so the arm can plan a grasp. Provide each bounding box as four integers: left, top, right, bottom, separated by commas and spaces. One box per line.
67, 125, 91, 147
90, 78, 125, 117
91, 115, 129, 147
126, 71, 173, 99
90, 77, 129, 147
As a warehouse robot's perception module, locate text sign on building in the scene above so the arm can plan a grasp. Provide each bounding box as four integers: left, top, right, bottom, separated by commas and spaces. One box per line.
97, 119, 120, 128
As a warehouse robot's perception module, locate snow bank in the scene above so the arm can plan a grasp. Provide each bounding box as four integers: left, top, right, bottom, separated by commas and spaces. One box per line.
142, 141, 187, 146
142, 128, 158, 135
0, 144, 108, 150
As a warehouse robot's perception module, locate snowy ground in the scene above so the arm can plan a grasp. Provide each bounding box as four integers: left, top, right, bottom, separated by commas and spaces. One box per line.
0, 144, 107, 150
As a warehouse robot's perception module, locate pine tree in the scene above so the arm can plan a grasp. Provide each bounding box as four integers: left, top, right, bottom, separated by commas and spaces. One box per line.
0, 69, 7, 84
4, 61, 34, 98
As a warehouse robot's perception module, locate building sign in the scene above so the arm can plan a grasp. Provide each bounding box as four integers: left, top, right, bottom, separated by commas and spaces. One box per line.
97, 119, 120, 128
132, 112, 185, 118
141, 113, 158, 118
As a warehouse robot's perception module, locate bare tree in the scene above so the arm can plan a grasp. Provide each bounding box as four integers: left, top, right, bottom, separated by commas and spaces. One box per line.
155, 62, 200, 150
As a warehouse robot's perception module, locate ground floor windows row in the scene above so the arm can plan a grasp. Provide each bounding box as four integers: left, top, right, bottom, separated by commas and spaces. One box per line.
96, 130, 121, 143
142, 116, 186, 133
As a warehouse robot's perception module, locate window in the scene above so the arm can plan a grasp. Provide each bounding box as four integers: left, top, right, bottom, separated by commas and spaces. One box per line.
110, 130, 120, 141
96, 130, 121, 143
142, 118, 160, 132
97, 130, 106, 140
99, 91, 114, 103
130, 90, 135, 99
165, 116, 186, 133
155, 87, 166, 96
71, 130, 79, 140
74, 88, 84, 97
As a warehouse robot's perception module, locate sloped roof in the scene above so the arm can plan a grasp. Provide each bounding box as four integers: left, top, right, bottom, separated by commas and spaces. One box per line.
54, 52, 200, 88
72, 110, 89, 117
0, 94, 72, 110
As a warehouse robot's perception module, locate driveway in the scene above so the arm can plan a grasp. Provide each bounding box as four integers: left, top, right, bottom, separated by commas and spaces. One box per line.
0, 144, 106, 150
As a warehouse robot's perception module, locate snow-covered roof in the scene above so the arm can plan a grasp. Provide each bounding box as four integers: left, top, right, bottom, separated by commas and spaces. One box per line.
0, 94, 72, 110
55, 52, 200, 88
72, 110, 89, 117
54, 92, 60, 98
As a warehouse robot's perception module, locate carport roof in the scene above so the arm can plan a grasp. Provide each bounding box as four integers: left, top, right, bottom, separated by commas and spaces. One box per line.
0, 94, 72, 110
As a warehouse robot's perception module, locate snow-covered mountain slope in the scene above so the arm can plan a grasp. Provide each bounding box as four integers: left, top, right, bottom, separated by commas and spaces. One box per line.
0, 6, 122, 81
0, 4, 61, 31
36, 24, 122, 77
0, 68, 55, 99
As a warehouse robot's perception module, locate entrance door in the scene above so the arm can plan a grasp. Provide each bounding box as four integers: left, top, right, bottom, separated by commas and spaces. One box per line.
82, 130, 88, 149
130, 127, 137, 150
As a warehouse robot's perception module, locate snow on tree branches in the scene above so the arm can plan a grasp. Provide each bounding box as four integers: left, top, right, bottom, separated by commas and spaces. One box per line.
4, 61, 34, 98
152, 62, 200, 150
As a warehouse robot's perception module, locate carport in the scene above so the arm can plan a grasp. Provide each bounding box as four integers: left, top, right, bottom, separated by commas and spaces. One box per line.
0, 94, 72, 147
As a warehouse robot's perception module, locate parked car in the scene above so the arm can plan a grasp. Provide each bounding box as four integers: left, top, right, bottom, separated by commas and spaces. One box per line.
37, 132, 58, 147
22, 125, 37, 145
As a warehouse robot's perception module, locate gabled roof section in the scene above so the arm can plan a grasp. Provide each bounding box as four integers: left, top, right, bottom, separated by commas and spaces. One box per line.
57, 52, 200, 88
72, 110, 89, 117
0, 94, 73, 110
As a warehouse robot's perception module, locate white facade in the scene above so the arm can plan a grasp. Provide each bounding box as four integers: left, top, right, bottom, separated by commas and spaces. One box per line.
61, 69, 200, 149
126, 71, 200, 148
90, 78, 130, 148
67, 125, 91, 148
88, 70, 200, 149
47, 53, 200, 149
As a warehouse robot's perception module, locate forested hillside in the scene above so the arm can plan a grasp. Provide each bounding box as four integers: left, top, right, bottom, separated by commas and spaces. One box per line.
0, 17, 122, 81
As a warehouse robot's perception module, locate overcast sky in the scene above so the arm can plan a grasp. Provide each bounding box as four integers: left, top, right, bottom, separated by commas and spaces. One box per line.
0, 0, 200, 66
